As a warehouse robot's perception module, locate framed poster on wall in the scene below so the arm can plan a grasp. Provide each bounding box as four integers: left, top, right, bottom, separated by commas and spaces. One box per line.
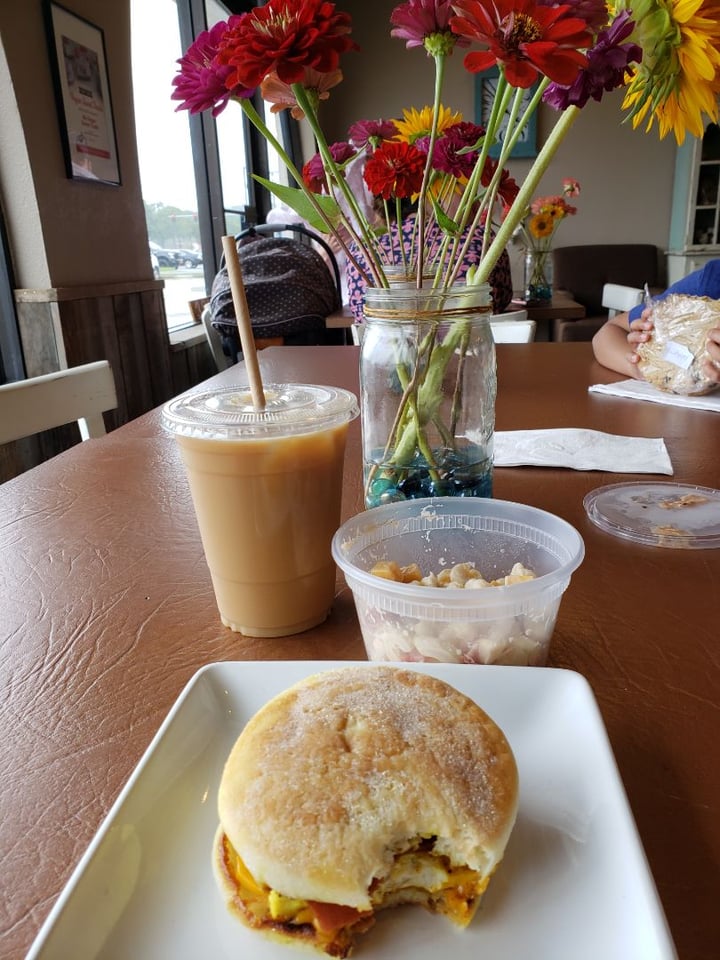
44, 1, 121, 185
475, 68, 539, 160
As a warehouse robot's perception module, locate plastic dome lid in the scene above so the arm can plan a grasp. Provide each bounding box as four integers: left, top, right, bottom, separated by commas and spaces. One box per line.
161, 382, 358, 440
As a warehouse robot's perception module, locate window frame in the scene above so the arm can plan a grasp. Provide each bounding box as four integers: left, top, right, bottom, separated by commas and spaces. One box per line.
0, 212, 24, 383
177, 0, 294, 299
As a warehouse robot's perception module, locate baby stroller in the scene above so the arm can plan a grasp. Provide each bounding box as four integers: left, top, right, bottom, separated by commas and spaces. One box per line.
209, 223, 344, 362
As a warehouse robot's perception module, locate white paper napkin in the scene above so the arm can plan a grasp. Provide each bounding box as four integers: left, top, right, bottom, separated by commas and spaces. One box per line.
589, 378, 720, 412
494, 428, 673, 474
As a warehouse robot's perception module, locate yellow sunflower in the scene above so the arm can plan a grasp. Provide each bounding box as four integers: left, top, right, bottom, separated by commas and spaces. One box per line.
618, 0, 720, 144
394, 104, 463, 144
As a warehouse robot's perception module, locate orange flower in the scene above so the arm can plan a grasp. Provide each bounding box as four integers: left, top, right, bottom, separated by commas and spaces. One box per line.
528, 213, 554, 238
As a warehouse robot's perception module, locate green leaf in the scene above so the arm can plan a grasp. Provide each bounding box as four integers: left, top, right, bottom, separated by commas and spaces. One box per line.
252, 176, 341, 233
430, 194, 461, 236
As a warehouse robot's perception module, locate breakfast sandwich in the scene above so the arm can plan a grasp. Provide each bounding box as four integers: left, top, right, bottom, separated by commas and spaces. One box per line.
213, 665, 518, 957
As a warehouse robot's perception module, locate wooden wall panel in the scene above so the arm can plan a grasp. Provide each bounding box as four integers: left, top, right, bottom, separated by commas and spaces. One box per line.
115, 293, 156, 419
142, 289, 175, 405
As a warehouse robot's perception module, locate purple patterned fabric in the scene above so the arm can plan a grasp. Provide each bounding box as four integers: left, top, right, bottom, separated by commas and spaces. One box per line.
346, 216, 513, 321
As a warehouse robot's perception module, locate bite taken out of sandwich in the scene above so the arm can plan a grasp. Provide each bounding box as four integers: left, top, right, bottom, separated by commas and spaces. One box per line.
213, 665, 519, 957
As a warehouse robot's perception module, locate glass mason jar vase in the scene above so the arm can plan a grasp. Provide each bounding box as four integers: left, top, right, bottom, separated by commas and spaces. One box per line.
360, 283, 496, 508
524, 242, 553, 303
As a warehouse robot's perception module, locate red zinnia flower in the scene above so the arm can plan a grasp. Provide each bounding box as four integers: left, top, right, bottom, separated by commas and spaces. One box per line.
450, 0, 593, 88
363, 141, 426, 199
171, 17, 254, 116
217, 0, 358, 90
480, 157, 520, 206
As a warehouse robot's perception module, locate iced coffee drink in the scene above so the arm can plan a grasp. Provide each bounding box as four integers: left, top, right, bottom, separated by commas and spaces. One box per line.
162, 383, 358, 637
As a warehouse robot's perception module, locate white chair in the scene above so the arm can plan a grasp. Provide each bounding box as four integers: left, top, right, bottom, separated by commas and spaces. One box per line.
490, 316, 536, 343
201, 305, 231, 370
0, 360, 117, 445
495, 308, 529, 323
601, 283, 644, 318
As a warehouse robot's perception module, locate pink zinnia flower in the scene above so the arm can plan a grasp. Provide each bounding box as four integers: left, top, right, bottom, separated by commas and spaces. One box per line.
391, 0, 469, 50
171, 17, 254, 117
563, 177, 581, 197
413, 134, 432, 156
347, 119, 399, 149
261, 67, 342, 119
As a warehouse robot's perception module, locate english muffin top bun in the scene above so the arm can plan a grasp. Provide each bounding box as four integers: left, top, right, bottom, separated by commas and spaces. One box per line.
214, 665, 518, 957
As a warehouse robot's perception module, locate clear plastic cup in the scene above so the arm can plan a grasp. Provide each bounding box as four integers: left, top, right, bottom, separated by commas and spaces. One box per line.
162, 383, 358, 637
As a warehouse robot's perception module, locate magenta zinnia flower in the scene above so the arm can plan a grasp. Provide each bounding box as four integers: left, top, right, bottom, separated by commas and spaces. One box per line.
217, 0, 358, 90
302, 141, 357, 193
450, 0, 593, 88
391, 0, 469, 50
543, 10, 641, 110
347, 119, 399, 149
432, 121, 485, 177
171, 17, 254, 116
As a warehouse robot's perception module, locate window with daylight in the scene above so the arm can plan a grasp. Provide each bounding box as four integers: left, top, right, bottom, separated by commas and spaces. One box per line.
131, 0, 291, 331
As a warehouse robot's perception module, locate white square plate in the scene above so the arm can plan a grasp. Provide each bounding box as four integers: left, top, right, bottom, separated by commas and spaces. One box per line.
26, 661, 677, 960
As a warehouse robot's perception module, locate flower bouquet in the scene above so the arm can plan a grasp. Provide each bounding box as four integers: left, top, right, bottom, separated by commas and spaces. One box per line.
172, 0, 720, 506
516, 177, 580, 303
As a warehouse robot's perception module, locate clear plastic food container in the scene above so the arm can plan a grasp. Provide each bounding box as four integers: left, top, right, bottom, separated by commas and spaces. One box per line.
332, 497, 584, 666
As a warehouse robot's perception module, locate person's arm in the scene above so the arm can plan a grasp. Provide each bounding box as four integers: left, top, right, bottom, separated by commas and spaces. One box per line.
591, 308, 653, 378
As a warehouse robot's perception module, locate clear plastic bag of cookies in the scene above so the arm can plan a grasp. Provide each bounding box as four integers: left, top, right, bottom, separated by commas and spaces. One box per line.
637, 293, 720, 396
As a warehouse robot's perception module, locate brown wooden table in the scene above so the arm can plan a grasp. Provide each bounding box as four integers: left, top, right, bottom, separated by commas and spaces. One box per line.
1, 344, 718, 960
511, 291, 586, 340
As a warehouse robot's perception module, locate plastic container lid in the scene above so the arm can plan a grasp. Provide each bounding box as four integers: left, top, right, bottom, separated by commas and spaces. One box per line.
583, 481, 720, 549
161, 383, 358, 440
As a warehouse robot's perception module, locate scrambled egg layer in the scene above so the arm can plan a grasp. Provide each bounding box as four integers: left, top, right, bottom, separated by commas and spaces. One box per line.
222, 834, 488, 940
